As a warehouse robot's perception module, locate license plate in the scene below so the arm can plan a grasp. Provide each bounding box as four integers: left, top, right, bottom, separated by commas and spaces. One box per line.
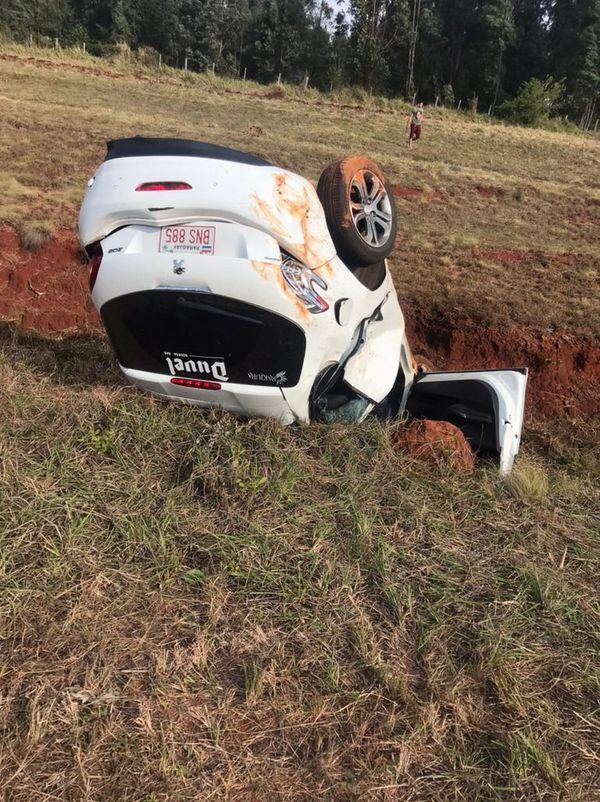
159, 225, 216, 254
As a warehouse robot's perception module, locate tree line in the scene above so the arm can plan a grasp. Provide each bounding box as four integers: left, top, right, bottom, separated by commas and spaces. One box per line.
1, 0, 599, 127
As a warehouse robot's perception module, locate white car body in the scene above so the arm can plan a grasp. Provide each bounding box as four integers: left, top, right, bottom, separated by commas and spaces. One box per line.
79, 138, 527, 472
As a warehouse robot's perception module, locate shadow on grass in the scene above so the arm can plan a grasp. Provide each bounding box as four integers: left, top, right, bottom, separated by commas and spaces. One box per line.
0, 322, 125, 387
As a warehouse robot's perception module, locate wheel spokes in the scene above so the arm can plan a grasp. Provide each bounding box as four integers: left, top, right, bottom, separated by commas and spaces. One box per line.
351, 175, 367, 203
348, 169, 393, 248
365, 215, 378, 244
371, 187, 386, 207
367, 174, 383, 203
374, 209, 391, 224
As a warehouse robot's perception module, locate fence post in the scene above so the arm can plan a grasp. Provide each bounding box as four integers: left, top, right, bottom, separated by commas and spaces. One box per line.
82, 41, 86, 53
243, 66, 247, 81
212, 62, 215, 75
158, 53, 162, 68
435, 95, 439, 107
184, 57, 188, 71
487, 104, 492, 115
54, 37, 59, 49
457, 99, 462, 110
277, 72, 282, 85
595, 118, 599, 132
303, 74, 309, 90
29, 33, 33, 47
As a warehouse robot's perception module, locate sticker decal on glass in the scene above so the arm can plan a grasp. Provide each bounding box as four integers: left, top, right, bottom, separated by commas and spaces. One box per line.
165, 352, 229, 382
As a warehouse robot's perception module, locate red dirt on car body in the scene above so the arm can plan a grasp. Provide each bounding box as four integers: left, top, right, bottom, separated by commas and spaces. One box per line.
0, 228, 598, 420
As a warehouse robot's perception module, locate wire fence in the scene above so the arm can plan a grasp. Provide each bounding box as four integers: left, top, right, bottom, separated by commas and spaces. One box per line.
19, 32, 250, 78
10, 34, 600, 131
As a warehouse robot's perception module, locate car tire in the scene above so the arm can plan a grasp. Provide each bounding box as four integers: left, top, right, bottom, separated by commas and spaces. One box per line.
317, 155, 397, 268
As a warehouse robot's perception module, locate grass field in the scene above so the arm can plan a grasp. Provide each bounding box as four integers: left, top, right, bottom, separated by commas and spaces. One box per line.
1, 46, 600, 333
0, 48, 599, 801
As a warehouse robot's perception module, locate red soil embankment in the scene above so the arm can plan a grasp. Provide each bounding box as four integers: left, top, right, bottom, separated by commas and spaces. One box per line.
405, 304, 600, 419
0, 228, 598, 419
0, 228, 98, 332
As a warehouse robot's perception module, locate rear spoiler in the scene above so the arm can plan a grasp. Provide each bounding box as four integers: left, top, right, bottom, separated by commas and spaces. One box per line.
105, 137, 272, 167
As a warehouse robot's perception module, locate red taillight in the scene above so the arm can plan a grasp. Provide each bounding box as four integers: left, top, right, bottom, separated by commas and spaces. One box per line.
135, 182, 192, 192
170, 377, 221, 391
88, 251, 102, 291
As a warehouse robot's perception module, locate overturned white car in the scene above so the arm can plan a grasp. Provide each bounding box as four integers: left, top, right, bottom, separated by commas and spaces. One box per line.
79, 138, 527, 472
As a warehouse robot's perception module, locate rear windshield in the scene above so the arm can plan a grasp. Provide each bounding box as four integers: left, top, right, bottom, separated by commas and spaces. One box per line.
101, 290, 306, 388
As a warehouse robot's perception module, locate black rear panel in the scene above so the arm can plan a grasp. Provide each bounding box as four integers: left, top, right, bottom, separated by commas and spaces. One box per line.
101, 290, 305, 387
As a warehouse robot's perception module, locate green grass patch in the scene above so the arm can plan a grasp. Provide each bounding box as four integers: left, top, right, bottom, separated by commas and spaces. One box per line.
0, 333, 599, 799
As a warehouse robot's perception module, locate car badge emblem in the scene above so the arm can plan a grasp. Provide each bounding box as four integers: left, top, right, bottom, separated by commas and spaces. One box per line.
172, 259, 185, 275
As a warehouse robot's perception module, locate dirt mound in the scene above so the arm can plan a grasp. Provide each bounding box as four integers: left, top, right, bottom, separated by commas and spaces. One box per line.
265, 85, 286, 99
404, 304, 600, 419
475, 185, 499, 198
0, 229, 98, 332
393, 420, 475, 472
477, 248, 531, 264
392, 185, 422, 199
474, 184, 519, 199
392, 185, 444, 202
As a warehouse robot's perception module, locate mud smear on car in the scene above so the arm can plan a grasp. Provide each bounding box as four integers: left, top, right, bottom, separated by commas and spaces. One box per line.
1, 226, 598, 420
249, 259, 310, 323
250, 173, 333, 271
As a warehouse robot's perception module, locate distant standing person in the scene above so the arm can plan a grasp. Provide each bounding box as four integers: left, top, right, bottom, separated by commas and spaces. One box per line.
408, 102, 424, 148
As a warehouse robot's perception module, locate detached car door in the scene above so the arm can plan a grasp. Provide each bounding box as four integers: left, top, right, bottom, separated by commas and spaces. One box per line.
405, 369, 528, 474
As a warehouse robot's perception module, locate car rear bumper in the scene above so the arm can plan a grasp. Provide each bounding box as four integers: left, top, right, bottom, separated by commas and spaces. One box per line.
123, 366, 297, 424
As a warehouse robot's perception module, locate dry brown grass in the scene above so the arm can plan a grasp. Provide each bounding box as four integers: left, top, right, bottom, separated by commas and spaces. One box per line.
0, 327, 599, 801
18, 220, 54, 251
508, 460, 550, 504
